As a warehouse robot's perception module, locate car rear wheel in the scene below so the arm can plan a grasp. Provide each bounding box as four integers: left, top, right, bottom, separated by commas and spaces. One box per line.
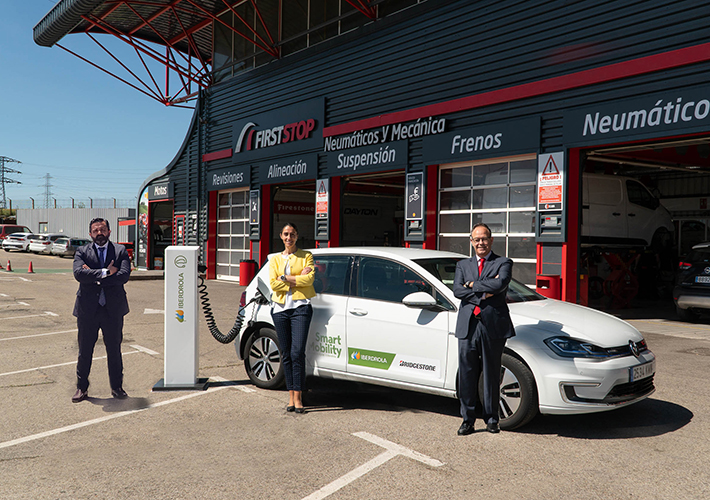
244, 327, 284, 389
479, 353, 538, 430
676, 306, 699, 322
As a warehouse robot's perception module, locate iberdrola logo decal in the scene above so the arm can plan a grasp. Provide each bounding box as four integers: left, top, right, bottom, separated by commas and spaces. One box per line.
348, 348, 395, 370
175, 310, 185, 323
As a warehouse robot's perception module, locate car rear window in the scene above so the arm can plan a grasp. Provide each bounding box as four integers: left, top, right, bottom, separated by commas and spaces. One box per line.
690, 247, 710, 264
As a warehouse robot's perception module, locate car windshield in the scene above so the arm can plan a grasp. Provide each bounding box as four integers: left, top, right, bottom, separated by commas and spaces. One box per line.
690, 247, 710, 264
414, 257, 546, 303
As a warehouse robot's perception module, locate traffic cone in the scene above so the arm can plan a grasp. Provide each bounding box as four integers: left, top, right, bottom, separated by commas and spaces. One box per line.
6, 260, 11, 272
27, 261, 34, 273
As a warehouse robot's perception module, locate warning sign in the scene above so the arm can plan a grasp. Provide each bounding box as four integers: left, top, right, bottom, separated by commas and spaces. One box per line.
537, 152, 564, 211
316, 178, 329, 219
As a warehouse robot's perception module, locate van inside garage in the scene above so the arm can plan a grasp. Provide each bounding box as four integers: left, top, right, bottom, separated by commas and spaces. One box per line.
579, 137, 710, 315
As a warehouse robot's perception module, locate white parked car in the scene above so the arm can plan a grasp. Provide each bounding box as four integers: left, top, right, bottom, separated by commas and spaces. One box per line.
582, 173, 674, 247
50, 237, 91, 258
2, 232, 36, 252
235, 247, 656, 429
28, 233, 66, 254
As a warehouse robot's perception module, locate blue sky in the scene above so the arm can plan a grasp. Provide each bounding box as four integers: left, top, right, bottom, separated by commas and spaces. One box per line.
0, 2, 195, 207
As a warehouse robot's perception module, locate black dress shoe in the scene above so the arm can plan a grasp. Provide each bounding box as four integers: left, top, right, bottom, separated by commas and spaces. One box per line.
72, 388, 88, 403
486, 421, 500, 433
111, 388, 128, 399
294, 406, 306, 414
286, 405, 295, 412
457, 421, 475, 436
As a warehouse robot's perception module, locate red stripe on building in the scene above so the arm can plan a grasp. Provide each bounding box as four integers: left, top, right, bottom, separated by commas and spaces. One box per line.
323, 42, 710, 137
202, 148, 233, 162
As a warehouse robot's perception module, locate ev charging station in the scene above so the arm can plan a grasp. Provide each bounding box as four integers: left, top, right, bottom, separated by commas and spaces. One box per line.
153, 246, 209, 390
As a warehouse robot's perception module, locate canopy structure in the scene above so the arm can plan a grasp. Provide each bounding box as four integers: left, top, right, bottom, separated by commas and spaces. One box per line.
34, 0, 378, 106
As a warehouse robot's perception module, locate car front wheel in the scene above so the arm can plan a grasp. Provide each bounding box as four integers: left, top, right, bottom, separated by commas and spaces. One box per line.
479, 353, 538, 430
244, 328, 284, 389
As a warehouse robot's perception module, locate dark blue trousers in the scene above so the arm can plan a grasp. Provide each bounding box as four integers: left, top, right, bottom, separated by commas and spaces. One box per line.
76, 307, 124, 391
271, 304, 313, 391
458, 321, 507, 425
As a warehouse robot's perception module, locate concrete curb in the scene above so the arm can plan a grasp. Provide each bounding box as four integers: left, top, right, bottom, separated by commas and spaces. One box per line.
129, 270, 164, 281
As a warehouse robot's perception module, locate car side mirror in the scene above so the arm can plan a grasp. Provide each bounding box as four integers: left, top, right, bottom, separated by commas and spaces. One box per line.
402, 291, 443, 311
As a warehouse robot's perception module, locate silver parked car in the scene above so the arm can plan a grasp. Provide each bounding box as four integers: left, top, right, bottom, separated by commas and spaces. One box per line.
28, 233, 66, 254
2, 233, 36, 252
50, 237, 91, 258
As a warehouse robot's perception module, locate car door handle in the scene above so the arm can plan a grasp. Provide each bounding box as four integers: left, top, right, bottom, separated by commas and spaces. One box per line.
612, 212, 621, 216
628, 213, 636, 217
349, 308, 368, 316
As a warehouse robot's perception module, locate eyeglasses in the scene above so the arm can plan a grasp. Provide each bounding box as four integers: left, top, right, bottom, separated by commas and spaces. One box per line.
470, 237, 491, 243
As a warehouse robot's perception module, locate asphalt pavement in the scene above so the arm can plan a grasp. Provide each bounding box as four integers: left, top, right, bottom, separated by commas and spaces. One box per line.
0, 250, 708, 500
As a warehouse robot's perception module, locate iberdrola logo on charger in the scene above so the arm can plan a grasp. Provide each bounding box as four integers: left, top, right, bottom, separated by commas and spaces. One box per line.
175, 310, 184, 323
348, 348, 395, 370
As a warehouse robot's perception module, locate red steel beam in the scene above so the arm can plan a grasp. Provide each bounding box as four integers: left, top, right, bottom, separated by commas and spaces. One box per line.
81, 12, 210, 87
344, 0, 377, 19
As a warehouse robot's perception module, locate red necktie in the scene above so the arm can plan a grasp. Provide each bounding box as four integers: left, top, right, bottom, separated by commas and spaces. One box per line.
473, 257, 485, 317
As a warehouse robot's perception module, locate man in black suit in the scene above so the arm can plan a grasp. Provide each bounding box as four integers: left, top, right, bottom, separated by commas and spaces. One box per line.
454, 223, 515, 434
71, 218, 131, 403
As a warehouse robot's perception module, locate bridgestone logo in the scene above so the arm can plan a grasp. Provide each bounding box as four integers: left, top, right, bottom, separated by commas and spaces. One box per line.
399, 360, 436, 371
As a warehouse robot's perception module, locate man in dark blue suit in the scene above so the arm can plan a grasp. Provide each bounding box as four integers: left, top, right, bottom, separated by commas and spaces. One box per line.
71, 218, 131, 403
454, 223, 515, 434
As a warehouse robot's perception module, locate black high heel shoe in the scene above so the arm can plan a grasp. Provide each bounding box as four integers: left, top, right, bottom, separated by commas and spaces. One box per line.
286, 405, 295, 412
295, 407, 306, 414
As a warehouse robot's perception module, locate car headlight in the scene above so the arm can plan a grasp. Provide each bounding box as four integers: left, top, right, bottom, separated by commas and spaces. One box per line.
544, 336, 622, 359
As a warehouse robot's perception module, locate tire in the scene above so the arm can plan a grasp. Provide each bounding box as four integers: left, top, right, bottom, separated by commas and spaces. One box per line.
676, 306, 699, 323
244, 327, 284, 389
479, 353, 539, 430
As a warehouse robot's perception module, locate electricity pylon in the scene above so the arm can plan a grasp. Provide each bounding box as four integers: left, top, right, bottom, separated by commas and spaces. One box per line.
0, 156, 22, 209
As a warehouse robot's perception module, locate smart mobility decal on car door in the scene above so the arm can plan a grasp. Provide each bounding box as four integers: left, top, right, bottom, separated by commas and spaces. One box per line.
348, 348, 395, 369
310, 331, 343, 358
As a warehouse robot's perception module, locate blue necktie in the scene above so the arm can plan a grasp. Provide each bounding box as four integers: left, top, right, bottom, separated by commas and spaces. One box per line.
98, 247, 106, 307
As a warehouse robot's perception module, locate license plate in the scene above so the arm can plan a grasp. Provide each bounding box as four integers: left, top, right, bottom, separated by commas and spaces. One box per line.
695, 276, 710, 283
630, 360, 655, 382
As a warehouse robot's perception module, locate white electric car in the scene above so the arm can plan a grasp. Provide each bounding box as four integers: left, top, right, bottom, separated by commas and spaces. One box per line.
236, 247, 655, 429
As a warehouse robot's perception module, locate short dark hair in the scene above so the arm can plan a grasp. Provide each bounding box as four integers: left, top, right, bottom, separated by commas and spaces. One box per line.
281, 222, 299, 235
89, 218, 110, 231
471, 223, 492, 238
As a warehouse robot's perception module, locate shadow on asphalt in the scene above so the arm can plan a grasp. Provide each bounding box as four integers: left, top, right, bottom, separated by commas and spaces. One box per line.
88, 396, 152, 413
301, 378, 460, 417
302, 380, 693, 438
517, 398, 693, 438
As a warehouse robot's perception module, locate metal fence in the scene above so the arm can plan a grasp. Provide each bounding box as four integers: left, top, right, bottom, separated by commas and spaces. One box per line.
7, 198, 136, 209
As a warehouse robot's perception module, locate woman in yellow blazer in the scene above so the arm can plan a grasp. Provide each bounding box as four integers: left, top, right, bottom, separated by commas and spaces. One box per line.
269, 222, 316, 413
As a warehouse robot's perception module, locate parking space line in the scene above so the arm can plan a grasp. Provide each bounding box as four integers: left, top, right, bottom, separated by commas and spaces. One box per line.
0, 349, 143, 378
0, 329, 78, 342
129, 344, 160, 356
0, 303, 30, 309
0, 312, 57, 321
301, 432, 444, 500
143, 308, 164, 315
0, 382, 231, 451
